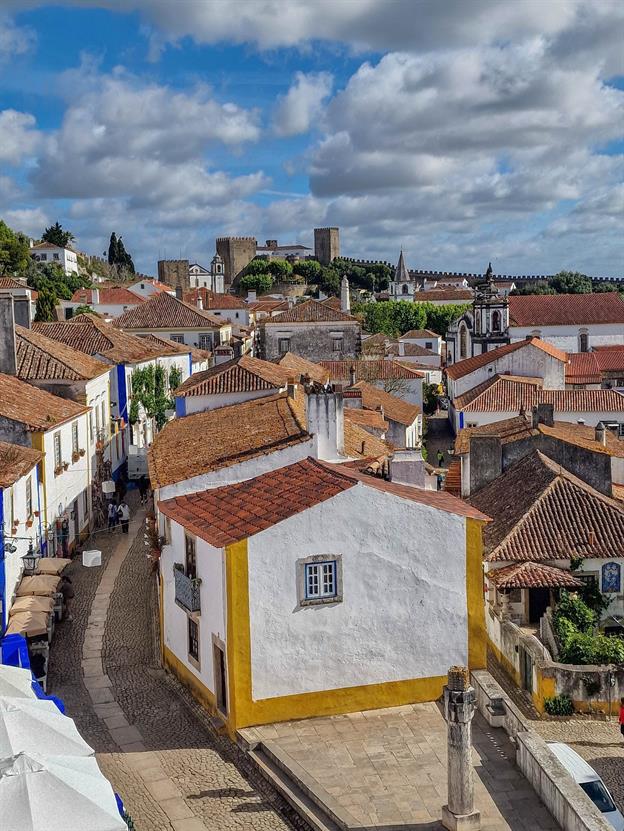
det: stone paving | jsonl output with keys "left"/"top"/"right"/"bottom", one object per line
{"left": 47, "top": 491, "right": 305, "bottom": 831}
{"left": 247, "top": 701, "right": 559, "bottom": 830}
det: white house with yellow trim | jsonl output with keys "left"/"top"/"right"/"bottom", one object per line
{"left": 158, "top": 457, "right": 489, "bottom": 737}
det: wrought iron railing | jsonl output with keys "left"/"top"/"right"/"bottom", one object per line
{"left": 174, "top": 567, "right": 201, "bottom": 613}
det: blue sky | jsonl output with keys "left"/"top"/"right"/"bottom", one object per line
{"left": 0, "top": 1, "right": 622, "bottom": 276}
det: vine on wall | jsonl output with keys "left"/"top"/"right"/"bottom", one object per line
{"left": 129, "top": 364, "right": 182, "bottom": 429}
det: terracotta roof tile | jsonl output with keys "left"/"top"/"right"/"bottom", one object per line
{"left": 487, "top": 562, "right": 583, "bottom": 589}
{"left": 277, "top": 352, "right": 330, "bottom": 385}
{"left": 248, "top": 300, "right": 289, "bottom": 314}
{"left": 265, "top": 299, "right": 358, "bottom": 323}
{"left": 0, "top": 373, "right": 89, "bottom": 431}
{"left": 15, "top": 325, "right": 110, "bottom": 382}
{"left": 343, "top": 421, "right": 390, "bottom": 459}
{"left": 113, "top": 292, "right": 225, "bottom": 329}
{"left": 344, "top": 408, "right": 388, "bottom": 431}
{"left": 454, "top": 416, "right": 535, "bottom": 455}
{"left": 321, "top": 359, "right": 424, "bottom": 381}
{"left": 565, "top": 352, "right": 601, "bottom": 384}
{"left": 0, "top": 277, "right": 29, "bottom": 289}
{"left": 401, "top": 329, "right": 439, "bottom": 339}
{"left": 446, "top": 338, "right": 567, "bottom": 380}
{"left": 175, "top": 355, "right": 289, "bottom": 397}
{"left": 389, "top": 343, "right": 438, "bottom": 358}
{"left": 136, "top": 333, "right": 211, "bottom": 363}
{"left": 509, "top": 293, "right": 624, "bottom": 326}
{"left": 413, "top": 289, "right": 473, "bottom": 301}
{"left": 443, "top": 460, "right": 462, "bottom": 496}
{"left": 182, "top": 289, "right": 248, "bottom": 310}
{"left": 148, "top": 392, "right": 309, "bottom": 489}
{"left": 0, "top": 441, "right": 42, "bottom": 487}
{"left": 455, "top": 375, "right": 624, "bottom": 413}
{"left": 469, "top": 451, "right": 624, "bottom": 562}
{"left": 71, "top": 287, "right": 144, "bottom": 306}
{"left": 350, "top": 381, "right": 421, "bottom": 426}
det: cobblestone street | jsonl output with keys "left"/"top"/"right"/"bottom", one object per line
{"left": 47, "top": 492, "right": 305, "bottom": 831}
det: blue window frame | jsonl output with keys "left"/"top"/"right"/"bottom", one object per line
{"left": 305, "top": 561, "right": 337, "bottom": 600}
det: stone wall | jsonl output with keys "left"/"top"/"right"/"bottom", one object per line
{"left": 157, "top": 260, "right": 190, "bottom": 292}
{"left": 259, "top": 322, "right": 361, "bottom": 362}
{"left": 216, "top": 237, "right": 257, "bottom": 287}
{"left": 314, "top": 227, "right": 340, "bottom": 265}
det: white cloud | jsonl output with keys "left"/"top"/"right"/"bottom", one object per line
{"left": 2, "top": 207, "right": 50, "bottom": 237}
{"left": 0, "top": 110, "right": 40, "bottom": 164}
{"left": 0, "top": 14, "right": 35, "bottom": 60}
{"left": 273, "top": 71, "right": 332, "bottom": 137}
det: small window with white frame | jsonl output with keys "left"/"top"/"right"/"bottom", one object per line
{"left": 53, "top": 432, "right": 62, "bottom": 469}
{"left": 278, "top": 337, "right": 290, "bottom": 355}
{"left": 298, "top": 555, "right": 343, "bottom": 607}
{"left": 198, "top": 333, "right": 212, "bottom": 350}
{"left": 331, "top": 336, "right": 344, "bottom": 354}
{"left": 72, "top": 421, "right": 79, "bottom": 455}
{"left": 170, "top": 335, "right": 184, "bottom": 344}
{"left": 25, "top": 477, "right": 32, "bottom": 519}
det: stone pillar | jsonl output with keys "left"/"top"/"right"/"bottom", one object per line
{"left": 441, "top": 666, "right": 481, "bottom": 831}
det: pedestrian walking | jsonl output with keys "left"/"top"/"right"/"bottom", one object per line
{"left": 60, "top": 575, "right": 75, "bottom": 622}
{"left": 138, "top": 476, "right": 149, "bottom": 506}
{"left": 436, "top": 449, "right": 445, "bottom": 468}
{"left": 107, "top": 500, "right": 118, "bottom": 530}
{"left": 117, "top": 500, "right": 130, "bottom": 534}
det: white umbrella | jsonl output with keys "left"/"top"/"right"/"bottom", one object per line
{"left": 0, "top": 666, "right": 36, "bottom": 700}
{"left": 0, "top": 752, "right": 126, "bottom": 831}
{"left": 0, "top": 698, "right": 94, "bottom": 758}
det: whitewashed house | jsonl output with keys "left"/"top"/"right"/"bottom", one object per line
{"left": 157, "top": 456, "right": 489, "bottom": 735}
{"left": 0, "top": 441, "right": 44, "bottom": 631}
{"left": 320, "top": 359, "right": 425, "bottom": 408}
{"left": 348, "top": 382, "right": 422, "bottom": 447}
{"left": 183, "top": 289, "right": 253, "bottom": 328}
{"left": 30, "top": 242, "right": 79, "bottom": 276}
{"left": 62, "top": 287, "right": 144, "bottom": 321}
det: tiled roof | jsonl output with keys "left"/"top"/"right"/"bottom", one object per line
{"left": 148, "top": 392, "right": 309, "bottom": 488}
{"left": 487, "top": 562, "right": 583, "bottom": 589}
{"left": 136, "top": 333, "right": 211, "bottom": 363}
{"left": 344, "top": 408, "right": 388, "bottom": 431}
{"left": 595, "top": 349, "right": 624, "bottom": 372}
{"left": 277, "top": 352, "right": 330, "bottom": 385}
{"left": 33, "top": 315, "right": 173, "bottom": 364}
{"left": 0, "top": 441, "right": 42, "bottom": 487}
{"left": 175, "top": 355, "right": 289, "bottom": 397}
{"left": 509, "top": 293, "right": 624, "bottom": 326}
{"left": 31, "top": 242, "right": 67, "bottom": 250}
{"left": 443, "top": 460, "right": 462, "bottom": 496}
{"left": 183, "top": 289, "right": 247, "bottom": 310}
{"left": 70, "top": 287, "right": 144, "bottom": 306}
{"left": 455, "top": 375, "right": 624, "bottom": 413}
{"left": 0, "top": 373, "right": 89, "bottom": 431}
{"left": 446, "top": 338, "right": 567, "bottom": 380}
{"left": 321, "top": 359, "right": 424, "bottom": 381}
{"left": 350, "top": 382, "right": 421, "bottom": 426}
{"left": 469, "top": 451, "right": 624, "bottom": 562}
{"left": 413, "top": 289, "right": 473, "bottom": 301}
{"left": 389, "top": 343, "right": 438, "bottom": 358}
{"left": 265, "top": 299, "right": 358, "bottom": 323}
{"left": 0, "top": 277, "right": 28, "bottom": 289}
{"left": 129, "top": 278, "right": 171, "bottom": 293}
{"left": 537, "top": 421, "right": 624, "bottom": 458}
{"left": 401, "top": 329, "right": 439, "bottom": 339}
{"left": 15, "top": 326, "right": 110, "bottom": 382}
{"left": 454, "top": 416, "right": 535, "bottom": 455}
{"left": 343, "top": 421, "right": 390, "bottom": 460}
{"left": 565, "top": 352, "right": 601, "bottom": 384}
{"left": 158, "top": 456, "right": 489, "bottom": 546}
{"left": 113, "top": 291, "right": 225, "bottom": 329}
{"left": 248, "top": 300, "right": 289, "bottom": 314}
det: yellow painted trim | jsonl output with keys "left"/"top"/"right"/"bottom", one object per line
{"left": 488, "top": 640, "right": 521, "bottom": 687}
{"left": 223, "top": 538, "right": 450, "bottom": 736}
{"left": 466, "top": 518, "right": 487, "bottom": 670}
{"left": 31, "top": 432, "right": 46, "bottom": 535}
{"left": 163, "top": 645, "right": 216, "bottom": 712}
{"left": 533, "top": 671, "right": 556, "bottom": 713}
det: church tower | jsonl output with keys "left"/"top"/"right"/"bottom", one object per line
{"left": 210, "top": 253, "right": 225, "bottom": 294}
{"left": 471, "top": 262, "right": 510, "bottom": 355}
{"left": 389, "top": 250, "right": 416, "bottom": 299}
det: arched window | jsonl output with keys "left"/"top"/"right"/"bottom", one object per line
{"left": 579, "top": 332, "right": 589, "bottom": 352}
{"left": 492, "top": 310, "right": 501, "bottom": 332}
{"left": 402, "top": 284, "right": 409, "bottom": 295}
{"left": 460, "top": 324, "right": 468, "bottom": 359}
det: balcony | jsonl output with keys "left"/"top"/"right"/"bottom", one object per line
{"left": 174, "top": 566, "right": 201, "bottom": 613}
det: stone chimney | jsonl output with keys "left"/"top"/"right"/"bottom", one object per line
{"left": 341, "top": 275, "right": 350, "bottom": 313}
{"left": 91, "top": 288, "right": 99, "bottom": 305}
{"left": 246, "top": 290, "right": 257, "bottom": 303}
{"left": 175, "top": 285, "right": 183, "bottom": 301}
{"left": 349, "top": 364, "right": 356, "bottom": 387}
{"left": 0, "top": 296, "right": 17, "bottom": 375}
{"left": 389, "top": 450, "right": 428, "bottom": 488}
{"left": 595, "top": 421, "right": 607, "bottom": 446}
{"left": 305, "top": 389, "right": 345, "bottom": 461}
{"left": 532, "top": 403, "right": 554, "bottom": 428}
{"left": 286, "top": 376, "right": 297, "bottom": 399}
{"left": 196, "top": 294, "right": 203, "bottom": 310}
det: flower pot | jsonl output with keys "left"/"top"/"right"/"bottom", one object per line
{"left": 25, "top": 519, "right": 33, "bottom": 528}
{"left": 79, "top": 449, "right": 85, "bottom": 457}
{"left": 34, "top": 510, "right": 40, "bottom": 517}
{"left": 62, "top": 462, "right": 69, "bottom": 471}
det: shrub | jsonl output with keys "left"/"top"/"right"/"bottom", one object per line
{"left": 544, "top": 695, "right": 574, "bottom": 716}
{"left": 293, "top": 260, "right": 322, "bottom": 282}
{"left": 554, "top": 592, "right": 596, "bottom": 633}
{"left": 239, "top": 273, "right": 273, "bottom": 294}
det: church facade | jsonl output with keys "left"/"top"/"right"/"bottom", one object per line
{"left": 446, "top": 265, "right": 510, "bottom": 364}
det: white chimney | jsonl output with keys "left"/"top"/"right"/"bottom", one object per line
{"left": 305, "top": 390, "right": 344, "bottom": 461}
{"left": 196, "top": 294, "right": 203, "bottom": 310}
{"left": 341, "top": 275, "right": 350, "bottom": 313}
{"left": 247, "top": 290, "right": 257, "bottom": 303}
{"left": 0, "top": 296, "right": 17, "bottom": 375}
{"left": 91, "top": 288, "right": 99, "bottom": 305}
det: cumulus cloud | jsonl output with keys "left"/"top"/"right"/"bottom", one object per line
{"left": 0, "top": 110, "right": 40, "bottom": 164}
{"left": 0, "top": 14, "right": 35, "bottom": 60}
{"left": 273, "top": 72, "right": 332, "bottom": 137}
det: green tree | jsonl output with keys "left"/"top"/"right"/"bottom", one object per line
{"left": 293, "top": 259, "right": 322, "bottom": 282}
{"left": 265, "top": 258, "right": 292, "bottom": 280}
{"left": 593, "top": 281, "right": 619, "bottom": 293}
{"left": 107, "top": 232, "right": 135, "bottom": 274}
{"left": 318, "top": 266, "right": 341, "bottom": 297}
{"left": 42, "top": 221, "right": 74, "bottom": 248}
{"left": 239, "top": 273, "right": 273, "bottom": 294}
{"left": 511, "top": 284, "right": 557, "bottom": 296}
{"left": 549, "top": 271, "right": 593, "bottom": 294}
{"left": 0, "top": 220, "right": 31, "bottom": 274}
{"left": 107, "top": 232, "right": 119, "bottom": 266}
{"left": 34, "top": 288, "right": 57, "bottom": 322}
{"left": 73, "top": 304, "right": 98, "bottom": 316}
{"left": 422, "top": 302, "right": 471, "bottom": 336}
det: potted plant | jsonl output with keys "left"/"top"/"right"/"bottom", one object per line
{"left": 62, "top": 461, "right": 69, "bottom": 471}
{"left": 34, "top": 510, "right": 40, "bottom": 517}
{"left": 25, "top": 518, "right": 33, "bottom": 528}
{"left": 72, "top": 450, "right": 80, "bottom": 463}
{"left": 79, "top": 448, "right": 86, "bottom": 457}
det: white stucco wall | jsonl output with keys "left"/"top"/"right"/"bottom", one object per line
{"left": 181, "top": 387, "right": 281, "bottom": 416}
{"left": 370, "top": 377, "right": 423, "bottom": 408}
{"left": 161, "top": 525, "right": 226, "bottom": 696}
{"left": 456, "top": 408, "right": 624, "bottom": 433}
{"left": 125, "top": 327, "right": 231, "bottom": 349}
{"left": 247, "top": 483, "right": 468, "bottom": 700}
{"left": 208, "top": 308, "right": 251, "bottom": 326}
{"left": 400, "top": 335, "right": 442, "bottom": 355}
{"left": 510, "top": 323, "right": 624, "bottom": 352}
{"left": 449, "top": 345, "right": 566, "bottom": 399}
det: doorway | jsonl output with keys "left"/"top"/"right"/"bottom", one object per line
{"left": 528, "top": 587, "right": 550, "bottom": 624}
{"left": 213, "top": 643, "right": 228, "bottom": 716}
{"left": 519, "top": 646, "right": 533, "bottom": 693}
{"left": 72, "top": 499, "right": 80, "bottom": 545}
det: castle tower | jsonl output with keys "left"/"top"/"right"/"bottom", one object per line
{"left": 215, "top": 237, "right": 257, "bottom": 288}
{"left": 210, "top": 253, "right": 225, "bottom": 294}
{"left": 157, "top": 260, "right": 190, "bottom": 292}
{"left": 314, "top": 227, "right": 340, "bottom": 266}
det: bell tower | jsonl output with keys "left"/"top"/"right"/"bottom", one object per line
{"left": 211, "top": 253, "right": 225, "bottom": 294}
{"left": 471, "top": 262, "right": 509, "bottom": 355}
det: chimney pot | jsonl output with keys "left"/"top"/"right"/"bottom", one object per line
{"left": 175, "top": 285, "right": 183, "bottom": 300}
{"left": 595, "top": 421, "right": 607, "bottom": 445}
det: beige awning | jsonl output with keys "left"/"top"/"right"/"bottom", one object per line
{"left": 5, "top": 611, "right": 50, "bottom": 638}
{"left": 16, "top": 574, "right": 61, "bottom": 597}
{"left": 10, "top": 596, "right": 55, "bottom": 616}
{"left": 36, "top": 558, "right": 71, "bottom": 576}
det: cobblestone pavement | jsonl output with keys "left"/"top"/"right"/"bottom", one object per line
{"left": 48, "top": 491, "right": 306, "bottom": 831}
{"left": 488, "top": 653, "right": 624, "bottom": 813}
{"left": 424, "top": 413, "right": 455, "bottom": 467}
{"left": 248, "top": 702, "right": 558, "bottom": 830}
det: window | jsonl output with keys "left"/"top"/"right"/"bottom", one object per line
{"left": 89, "top": 413, "right": 94, "bottom": 441}
{"left": 40, "top": 254, "right": 47, "bottom": 261}
{"left": 305, "top": 561, "right": 337, "bottom": 600}
{"left": 185, "top": 534, "right": 197, "bottom": 579}
{"left": 492, "top": 310, "right": 501, "bottom": 332}
{"left": 402, "top": 284, "right": 409, "bottom": 295}
{"left": 580, "top": 332, "right": 589, "bottom": 352}
{"left": 278, "top": 337, "right": 290, "bottom": 355}
{"left": 53, "top": 432, "right": 62, "bottom": 469}
{"left": 332, "top": 336, "right": 344, "bottom": 354}
{"left": 459, "top": 324, "right": 468, "bottom": 359}
{"left": 25, "top": 477, "right": 32, "bottom": 519}
{"left": 53, "top": 253, "right": 60, "bottom": 260}
{"left": 170, "top": 335, "right": 184, "bottom": 344}
{"left": 198, "top": 334, "right": 212, "bottom": 350}
{"left": 72, "top": 421, "right": 79, "bottom": 455}
{"left": 101, "top": 402, "right": 106, "bottom": 435}
{"left": 425, "top": 341, "right": 432, "bottom": 349}
{"left": 188, "top": 617, "right": 199, "bottom": 664}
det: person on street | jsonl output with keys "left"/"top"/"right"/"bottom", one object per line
{"left": 619, "top": 697, "right": 624, "bottom": 738}
{"left": 60, "top": 575, "right": 75, "bottom": 622}
{"left": 138, "top": 476, "right": 149, "bottom": 506}
{"left": 436, "top": 449, "right": 445, "bottom": 468}
{"left": 117, "top": 500, "right": 130, "bottom": 534}
{"left": 107, "top": 500, "right": 118, "bottom": 530}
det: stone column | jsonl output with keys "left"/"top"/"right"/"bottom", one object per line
{"left": 441, "top": 666, "right": 481, "bottom": 831}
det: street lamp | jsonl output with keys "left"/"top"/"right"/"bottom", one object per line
{"left": 21, "top": 541, "right": 40, "bottom": 575}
